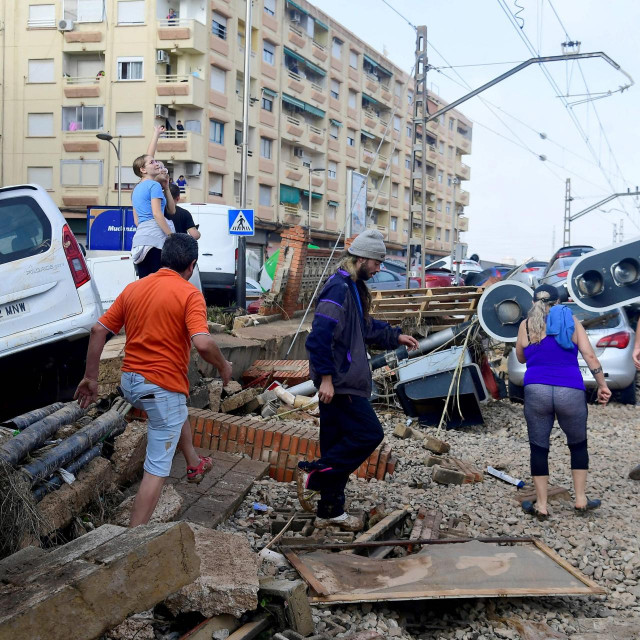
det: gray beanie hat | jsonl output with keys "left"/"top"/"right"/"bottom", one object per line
{"left": 347, "top": 229, "right": 386, "bottom": 261}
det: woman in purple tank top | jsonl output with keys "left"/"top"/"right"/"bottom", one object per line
{"left": 515, "top": 284, "right": 611, "bottom": 519}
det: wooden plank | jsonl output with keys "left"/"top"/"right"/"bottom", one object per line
{"left": 226, "top": 617, "right": 271, "bottom": 640}
{"left": 372, "top": 292, "right": 483, "bottom": 304}
{"left": 342, "top": 509, "right": 409, "bottom": 555}
{"left": 374, "top": 286, "right": 480, "bottom": 297}
{"left": 282, "top": 550, "right": 330, "bottom": 596}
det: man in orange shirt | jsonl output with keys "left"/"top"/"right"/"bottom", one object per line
{"left": 75, "top": 234, "right": 232, "bottom": 526}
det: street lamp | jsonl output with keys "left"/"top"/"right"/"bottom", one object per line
{"left": 307, "top": 164, "right": 325, "bottom": 239}
{"left": 96, "top": 132, "right": 123, "bottom": 248}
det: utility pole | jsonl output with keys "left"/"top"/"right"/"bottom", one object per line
{"left": 236, "top": 0, "right": 252, "bottom": 311}
{"left": 405, "top": 26, "right": 428, "bottom": 288}
{"left": 450, "top": 177, "right": 459, "bottom": 275}
{"left": 562, "top": 178, "right": 572, "bottom": 246}
{"left": 620, "top": 218, "right": 624, "bottom": 242}
{"left": 612, "top": 222, "right": 617, "bottom": 244}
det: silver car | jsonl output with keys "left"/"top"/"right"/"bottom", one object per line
{"left": 504, "top": 261, "right": 548, "bottom": 288}
{"left": 507, "top": 302, "right": 637, "bottom": 404}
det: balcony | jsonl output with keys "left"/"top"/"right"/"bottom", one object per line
{"left": 156, "top": 75, "right": 205, "bottom": 109}
{"left": 63, "top": 76, "right": 102, "bottom": 98}
{"left": 457, "top": 135, "right": 472, "bottom": 154}
{"left": 279, "top": 203, "right": 303, "bottom": 225}
{"left": 457, "top": 216, "right": 469, "bottom": 232}
{"left": 156, "top": 131, "right": 203, "bottom": 162}
{"left": 157, "top": 19, "right": 208, "bottom": 54}
{"left": 456, "top": 161, "right": 471, "bottom": 180}
{"left": 456, "top": 190, "right": 470, "bottom": 206}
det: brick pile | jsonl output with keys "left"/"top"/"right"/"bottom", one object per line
{"left": 129, "top": 407, "right": 396, "bottom": 483}
{"left": 242, "top": 360, "right": 310, "bottom": 386}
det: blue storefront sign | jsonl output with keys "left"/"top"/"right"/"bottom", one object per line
{"left": 87, "top": 207, "right": 136, "bottom": 251}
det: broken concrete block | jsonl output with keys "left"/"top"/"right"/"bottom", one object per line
{"left": 0, "top": 546, "right": 46, "bottom": 582}
{"left": 164, "top": 524, "right": 259, "bottom": 619}
{"left": 220, "top": 388, "right": 259, "bottom": 413}
{"left": 393, "top": 423, "right": 412, "bottom": 439}
{"left": 208, "top": 379, "right": 224, "bottom": 412}
{"left": 0, "top": 522, "right": 199, "bottom": 640}
{"left": 423, "top": 435, "right": 451, "bottom": 454}
{"left": 113, "top": 484, "right": 183, "bottom": 526}
{"left": 105, "top": 614, "right": 155, "bottom": 640}
{"left": 259, "top": 578, "right": 314, "bottom": 636}
{"left": 188, "top": 384, "right": 211, "bottom": 409}
{"left": 431, "top": 465, "right": 466, "bottom": 485}
{"left": 425, "top": 455, "right": 442, "bottom": 467}
{"left": 111, "top": 420, "right": 147, "bottom": 485}
{"left": 207, "top": 321, "right": 226, "bottom": 334}
{"left": 223, "top": 381, "right": 243, "bottom": 396}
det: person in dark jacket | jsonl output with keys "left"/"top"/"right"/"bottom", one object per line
{"left": 298, "top": 229, "right": 419, "bottom": 531}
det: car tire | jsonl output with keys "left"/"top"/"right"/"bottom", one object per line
{"left": 508, "top": 381, "right": 525, "bottom": 404}
{"left": 616, "top": 377, "right": 637, "bottom": 405}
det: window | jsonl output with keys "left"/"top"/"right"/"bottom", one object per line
{"left": 449, "top": 117, "right": 455, "bottom": 131}
{"left": 264, "top": 0, "right": 276, "bottom": 16}
{"left": 404, "top": 157, "right": 411, "bottom": 170}
{"left": 115, "top": 111, "right": 142, "bottom": 136}
{"left": 27, "top": 167, "right": 53, "bottom": 190}
{"left": 390, "top": 216, "right": 398, "bottom": 231}
{"left": 27, "top": 113, "right": 53, "bottom": 136}
{"left": 445, "top": 229, "right": 450, "bottom": 242}
{"left": 436, "top": 228, "right": 441, "bottom": 241}
{"left": 447, "top": 174, "right": 452, "bottom": 187}
{"left": 349, "top": 50, "right": 358, "bottom": 69}
{"left": 117, "top": 0, "right": 144, "bottom": 24}
{"left": 328, "top": 160, "right": 337, "bottom": 179}
{"left": 210, "top": 66, "right": 226, "bottom": 93}
{"left": 437, "top": 171, "right": 443, "bottom": 184}
{"left": 392, "top": 150, "right": 399, "bottom": 165}
{"left": 408, "top": 91, "right": 413, "bottom": 106}
{"left": 209, "top": 119, "right": 224, "bottom": 144}
{"left": 114, "top": 165, "right": 138, "bottom": 190}
{"left": 212, "top": 12, "right": 227, "bottom": 39}
{"left": 62, "top": 106, "right": 103, "bottom": 131}
{"left": 209, "top": 173, "right": 223, "bottom": 196}
{"left": 330, "top": 79, "right": 340, "bottom": 100}
{"left": 260, "top": 137, "right": 272, "bottom": 159}
{"left": 259, "top": 184, "right": 272, "bottom": 206}
{"left": 263, "top": 41, "right": 275, "bottom": 65}
{"left": 448, "top": 145, "right": 454, "bottom": 159}
{"left": 63, "top": 0, "right": 104, "bottom": 23}
{"left": 0, "top": 197, "right": 51, "bottom": 266}
{"left": 234, "top": 128, "right": 243, "bottom": 146}
{"left": 348, "top": 89, "right": 357, "bottom": 109}
{"left": 394, "top": 81, "right": 402, "bottom": 98}
{"left": 28, "top": 4, "right": 55, "bottom": 28}
{"left": 404, "top": 187, "right": 410, "bottom": 203}
{"left": 117, "top": 57, "right": 143, "bottom": 81}
{"left": 438, "top": 140, "right": 444, "bottom": 154}
{"left": 327, "top": 203, "right": 337, "bottom": 221}
{"left": 329, "top": 123, "right": 339, "bottom": 140}
{"left": 445, "top": 203, "right": 451, "bottom": 215}
{"left": 261, "top": 95, "right": 273, "bottom": 111}
{"left": 60, "top": 159, "right": 102, "bottom": 186}
{"left": 437, "top": 199, "right": 443, "bottom": 212}
{"left": 28, "top": 59, "right": 54, "bottom": 83}
{"left": 391, "top": 183, "right": 398, "bottom": 198}
{"left": 331, "top": 37, "right": 342, "bottom": 59}
{"left": 406, "top": 124, "right": 412, "bottom": 138}
{"left": 347, "top": 128, "right": 355, "bottom": 146}
{"left": 393, "top": 115, "right": 401, "bottom": 131}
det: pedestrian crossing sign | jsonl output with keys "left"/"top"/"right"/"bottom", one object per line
{"left": 228, "top": 209, "right": 255, "bottom": 236}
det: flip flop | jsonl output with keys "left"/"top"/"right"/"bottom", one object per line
{"left": 575, "top": 498, "right": 601, "bottom": 513}
{"left": 522, "top": 500, "right": 549, "bottom": 520}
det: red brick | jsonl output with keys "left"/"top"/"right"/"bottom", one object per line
{"left": 192, "top": 432, "right": 203, "bottom": 448}
{"left": 376, "top": 445, "right": 391, "bottom": 480}
{"left": 237, "top": 424, "right": 247, "bottom": 445}
{"left": 218, "top": 422, "right": 229, "bottom": 451}
{"left": 386, "top": 456, "right": 397, "bottom": 475}
{"left": 275, "top": 451, "right": 288, "bottom": 482}
{"left": 246, "top": 425, "right": 256, "bottom": 444}
{"left": 263, "top": 426, "right": 274, "bottom": 448}
{"left": 200, "top": 431, "right": 212, "bottom": 450}
{"left": 195, "top": 417, "right": 205, "bottom": 434}
{"left": 271, "top": 429, "right": 283, "bottom": 453}
{"left": 288, "top": 435, "right": 300, "bottom": 456}
{"left": 210, "top": 435, "right": 220, "bottom": 451}
{"left": 283, "top": 469, "right": 294, "bottom": 483}
{"left": 298, "top": 437, "right": 309, "bottom": 455}
{"left": 252, "top": 428, "right": 265, "bottom": 460}
{"left": 306, "top": 440, "right": 317, "bottom": 461}
{"left": 204, "top": 417, "right": 214, "bottom": 437}
{"left": 228, "top": 422, "right": 239, "bottom": 442}
{"left": 280, "top": 430, "right": 292, "bottom": 452}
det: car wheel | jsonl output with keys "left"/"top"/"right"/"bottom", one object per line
{"left": 508, "top": 381, "right": 524, "bottom": 404}
{"left": 616, "top": 377, "right": 637, "bottom": 405}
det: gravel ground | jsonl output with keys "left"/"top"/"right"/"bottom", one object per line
{"left": 219, "top": 398, "right": 640, "bottom": 639}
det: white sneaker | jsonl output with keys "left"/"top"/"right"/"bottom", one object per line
{"left": 314, "top": 512, "right": 364, "bottom": 532}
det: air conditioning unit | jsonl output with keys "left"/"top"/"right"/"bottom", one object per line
{"left": 185, "top": 163, "right": 202, "bottom": 177}
{"left": 154, "top": 104, "right": 170, "bottom": 118}
{"left": 58, "top": 19, "right": 74, "bottom": 31}
{"left": 293, "top": 147, "right": 304, "bottom": 158}
{"left": 156, "top": 50, "right": 170, "bottom": 64}
{"left": 290, "top": 10, "right": 301, "bottom": 22}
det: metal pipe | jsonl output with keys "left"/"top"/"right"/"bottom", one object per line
{"left": 1, "top": 402, "right": 65, "bottom": 431}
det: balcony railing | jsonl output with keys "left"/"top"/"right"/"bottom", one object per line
{"left": 157, "top": 18, "right": 204, "bottom": 28}
{"left": 157, "top": 74, "right": 191, "bottom": 83}
{"left": 64, "top": 76, "right": 101, "bottom": 85}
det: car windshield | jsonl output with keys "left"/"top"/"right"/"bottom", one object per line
{"left": 546, "top": 256, "right": 579, "bottom": 274}
{"left": 566, "top": 303, "right": 621, "bottom": 330}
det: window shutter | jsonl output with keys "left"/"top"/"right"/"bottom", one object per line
{"left": 28, "top": 59, "right": 54, "bottom": 83}
{"left": 28, "top": 113, "right": 54, "bottom": 136}
{"left": 115, "top": 112, "right": 143, "bottom": 136}
{"left": 117, "top": 1, "right": 145, "bottom": 24}
{"left": 27, "top": 167, "right": 53, "bottom": 190}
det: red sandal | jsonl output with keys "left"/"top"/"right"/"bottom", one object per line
{"left": 187, "top": 456, "right": 212, "bottom": 483}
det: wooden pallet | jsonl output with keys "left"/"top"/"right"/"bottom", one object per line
{"left": 370, "top": 286, "right": 482, "bottom": 328}
{"left": 241, "top": 359, "right": 310, "bottom": 385}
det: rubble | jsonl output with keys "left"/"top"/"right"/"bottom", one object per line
{"left": 259, "top": 578, "right": 315, "bottom": 636}
{"left": 220, "top": 387, "right": 260, "bottom": 413}
{"left": 110, "top": 419, "right": 147, "bottom": 485}
{"left": 113, "top": 484, "right": 183, "bottom": 526}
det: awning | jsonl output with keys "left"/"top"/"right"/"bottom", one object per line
{"left": 328, "top": 200, "right": 340, "bottom": 206}
{"left": 363, "top": 53, "right": 393, "bottom": 77}
{"left": 282, "top": 93, "right": 305, "bottom": 110}
{"left": 280, "top": 184, "right": 301, "bottom": 204}
{"left": 262, "top": 87, "right": 278, "bottom": 97}
{"left": 286, "top": 0, "right": 308, "bottom": 16}
{"left": 330, "top": 119, "right": 343, "bottom": 127}
{"left": 304, "top": 102, "right": 325, "bottom": 118}
{"left": 303, "top": 190, "right": 323, "bottom": 199}
{"left": 360, "top": 129, "right": 376, "bottom": 139}
{"left": 314, "top": 17, "right": 329, "bottom": 30}
{"left": 362, "top": 92, "right": 380, "bottom": 106}
{"left": 284, "top": 47, "right": 326, "bottom": 76}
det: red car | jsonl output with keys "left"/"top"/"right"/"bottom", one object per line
{"left": 411, "top": 268, "right": 464, "bottom": 288}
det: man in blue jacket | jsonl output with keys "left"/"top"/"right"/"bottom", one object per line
{"left": 299, "top": 229, "right": 419, "bottom": 530}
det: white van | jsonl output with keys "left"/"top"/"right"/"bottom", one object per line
{"left": 179, "top": 203, "right": 238, "bottom": 300}
{"left": 0, "top": 184, "right": 103, "bottom": 416}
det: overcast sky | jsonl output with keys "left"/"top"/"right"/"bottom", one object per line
{"left": 313, "top": 0, "right": 640, "bottom": 263}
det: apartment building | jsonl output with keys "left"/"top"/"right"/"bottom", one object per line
{"left": 0, "top": 0, "right": 471, "bottom": 261}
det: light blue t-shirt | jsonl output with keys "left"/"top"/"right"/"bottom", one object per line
{"left": 132, "top": 180, "right": 166, "bottom": 223}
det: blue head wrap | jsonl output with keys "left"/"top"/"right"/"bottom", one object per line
{"left": 546, "top": 304, "right": 575, "bottom": 350}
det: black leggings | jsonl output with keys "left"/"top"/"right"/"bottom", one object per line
{"left": 524, "top": 384, "right": 589, "bottom": 476}
{"left": 135, "top": 247, "right": 162, "bottom": 278}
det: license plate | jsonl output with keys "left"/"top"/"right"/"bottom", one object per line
{"left": 0, "top": 301, "right": 30, "bottom": 321}
{"left": 580, "top": 366, "right": 593, "bottom": 379}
